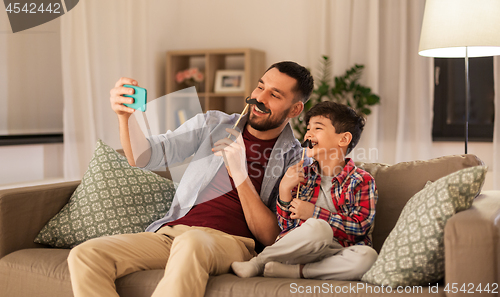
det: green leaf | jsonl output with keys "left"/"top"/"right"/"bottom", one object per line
{"left": 290, "top": 59, "right": 380, "bottom": 138}
{"left": 361, "top": 108, "right": 371, "bottom": 115}
{"left": 317, "top": 83, "right": 329, "bottom": 95}
{"left": 367, "top": 94, "right": 380, "bottom": 105}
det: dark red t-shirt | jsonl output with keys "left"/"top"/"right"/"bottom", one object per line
{"left": 166, "top": 127, "right": 277, "bottom": 239}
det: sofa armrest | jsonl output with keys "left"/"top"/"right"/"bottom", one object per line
{"left": 0, "top": 181, "right": 80, "bottom": 259}
{"left": 444, "top": 190, "right": 500, "bottom": 297}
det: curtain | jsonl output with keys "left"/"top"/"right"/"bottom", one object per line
{"left": 61, "top": 1, "right": 172, "bottom": 179}
{"left": 306, "top": 0, "right": 432, "bottom": 164}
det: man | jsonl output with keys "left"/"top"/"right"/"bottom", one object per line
{"left": 67, "top": 61, "right": 314, "bottom": 297}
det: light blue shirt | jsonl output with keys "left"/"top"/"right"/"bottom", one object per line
{"left": 142, "top": 110, "right": 305, "bottom": 232}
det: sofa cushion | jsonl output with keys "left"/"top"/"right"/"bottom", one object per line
{"left": 34, "top": 139, "right": 176, "bottom": 248}
{"left": 361, "top": 165, "right": 487, "bottom": 287}
{"left": 356, "top": 154, "right": 483, "bottom": 252}
{"left": 0, "top": 249, "right": 447, "bottom": 297}
{"left": 0, "top": 248, "right": 163, "bottom": 297}
{"left": 0, "top": 249, "right": 73, "bottom": 297}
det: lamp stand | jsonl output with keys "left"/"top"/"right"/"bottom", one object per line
{"left": 464, "top": 46, "right": 470, "bottom": 154}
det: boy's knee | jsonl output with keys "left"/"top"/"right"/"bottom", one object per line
{"left": 302, "top": 218, "right": 333, "bottom": 241}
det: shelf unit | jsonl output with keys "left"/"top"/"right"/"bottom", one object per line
{"left": 166, "top": 48, "right": 266, "bottom": 114}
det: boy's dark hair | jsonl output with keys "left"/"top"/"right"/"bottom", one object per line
{"left": 304, "top": 101, "right": 366, "bottom": 155}
{"left": 266, "top": 61, "right": 314, "bottom": 103}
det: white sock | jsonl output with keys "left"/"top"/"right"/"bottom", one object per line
{"left": 263, "top": 262, "right": 301, "bottom": 279}
{"left": 231, "top": 257, "right": 263, "bottom": 278}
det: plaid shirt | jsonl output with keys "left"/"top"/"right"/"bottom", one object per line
{"left": 276, "top": 158, "right": 377, "bottom": 247}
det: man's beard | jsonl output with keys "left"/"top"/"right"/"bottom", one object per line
{"left": 248, "top": 106, "right": 291, "bottom": 131}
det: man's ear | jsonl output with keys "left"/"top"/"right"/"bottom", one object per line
{"left": 288, "top": 101, "right": 304, "bottom": 118}
{"left": 339, "top": 132, "right": 353, "bottom": 148}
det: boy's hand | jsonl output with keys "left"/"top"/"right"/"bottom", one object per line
{"left": 110, "top": 77, "right": 139, "bottom": 119}
{"left": 212, "top": 128, "right": 248, "bottom": 187}
{"left": 289, "top": 198, "right": 315, "bottom": 220}
{"left": 279, "top": 160, "right": 305, "bottom": 195}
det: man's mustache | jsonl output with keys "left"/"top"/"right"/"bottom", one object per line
{"left": 245, "top": 97, "right": 271, "bottom": 114}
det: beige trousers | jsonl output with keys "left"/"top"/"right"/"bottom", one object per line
{"left": 67, "top": 225, "right": 255, "bottom": 297}
{"left": 255, "top": 218, "right": 378, "bottom": 280}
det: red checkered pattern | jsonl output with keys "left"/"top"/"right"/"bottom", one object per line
{"left": 276, "top": 158, "right": 377, "bottom": 247}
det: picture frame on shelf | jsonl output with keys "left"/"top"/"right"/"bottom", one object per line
{"left": 214, "top": 70, "right": 245, "bottom": 93}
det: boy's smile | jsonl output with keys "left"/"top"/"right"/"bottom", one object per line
{"left": 305, "top": 116, "right": 340, "bottom": 159}
{"left": 304, "top": 115, "right": 350, "bottom": 176}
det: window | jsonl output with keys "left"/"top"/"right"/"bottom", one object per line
{"left": 432, "top": 57, "right": 495, "bottom": 142}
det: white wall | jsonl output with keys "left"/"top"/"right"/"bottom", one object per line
{"left": 0, "top": 8, "right": 64, "bottom": 187}
{"left": 150, "top": 0, "right": 495, "bottom": 189}
{"left": 0, "top": 0, "right": 495, "bottom": 188}
{"left": 0, "top": 9, "right": 63, "bottom": 135}
{"left": 0, "top": 143, "right": 65, "bottom": 189}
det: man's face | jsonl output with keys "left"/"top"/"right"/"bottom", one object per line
{"left": 247, "top": 68, "right": 298, "bottom": 132}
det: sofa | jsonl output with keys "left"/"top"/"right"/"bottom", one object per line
{"left": 0, "top": 154, "right": 499, "bottom": 297}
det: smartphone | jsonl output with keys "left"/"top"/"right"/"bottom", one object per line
{"left": 123, "top": 84, "right": 147, "bottom": 112}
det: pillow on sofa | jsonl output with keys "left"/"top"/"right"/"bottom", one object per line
{"left": 356, "top": 154, "right": 484, "bottom": 252}
{"left": 361, "top": 165, "right": 486, "bottom": 287}
{"left": 35, "top": 139, "right": 176, "bottom": 248}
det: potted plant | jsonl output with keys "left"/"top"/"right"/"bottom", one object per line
{"left": 292, "top": 56, "right": 380, "bottom": 140}
{"left": 176, "top": 67, "right": 205, "bottom": 92}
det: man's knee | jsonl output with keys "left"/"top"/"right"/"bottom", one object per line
{"left": 68, "top": 237, "right": 108, "bottom": 273}
{"left": 170, "top": 230, "right": 214, "bottom": 267}
{"left": 171, "top": 230, "right": 210, "bottom": 255}
{"left": 173, "top": 230, "right": 209, "bottom": 247}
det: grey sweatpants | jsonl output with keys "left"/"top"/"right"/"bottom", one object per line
{"left": 255, "top": 218, "right": 378, "bottom": 280}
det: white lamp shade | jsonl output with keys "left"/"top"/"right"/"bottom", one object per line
{"left": 419, "top": 0, "right": 500, "bottom": 58}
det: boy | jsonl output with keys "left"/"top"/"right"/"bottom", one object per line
{"left": 231, "top": 101, "right": 378, "bottom": 280}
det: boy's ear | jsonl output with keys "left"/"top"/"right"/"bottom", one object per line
{"left": 288, "top": 101, "right": 304, "bottom": 118}
{"left": 338, "top": 132, "right": 353, "bottom": 148}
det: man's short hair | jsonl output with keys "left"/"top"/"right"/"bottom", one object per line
{"left": 266, "top": 61, "right": 314, "bottom": 103}
{"left": 304, "top": 101, "right": 366, "bottom": 155}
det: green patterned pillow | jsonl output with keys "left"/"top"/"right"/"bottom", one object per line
{"left": 35, "top": 139, "right": 176, "bottom": 248}
{"left": 361, "top": 165, "right": 486, "bottom": 287}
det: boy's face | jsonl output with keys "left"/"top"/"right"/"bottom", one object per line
{"left": 304, "top": 115, "right": 350, "bottom": 161}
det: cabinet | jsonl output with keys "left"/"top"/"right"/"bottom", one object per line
{"left": 166, "top": 48, "right": 266, "bottom": 114}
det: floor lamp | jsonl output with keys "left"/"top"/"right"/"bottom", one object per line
{"left": 418, "top": 0, "right": 500, "bottom": 154}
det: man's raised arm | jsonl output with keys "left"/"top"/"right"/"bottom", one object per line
{"left": 109, "top": 77, "right": 151, "bottom": 167}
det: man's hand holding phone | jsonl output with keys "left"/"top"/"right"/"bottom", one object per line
{"left": 109, "top": 77, "right": 150, "bottom": 168}
{"left": 110, "top": 77, "right": 141, "bottom": 119}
